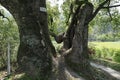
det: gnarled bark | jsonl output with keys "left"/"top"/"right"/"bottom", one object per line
{"left": 17, "top": 0, "right": 56, "bottom": 79}
{"left": 52, "top": 2, "right": 95, "bottom": 80}
{"left": 0, "top": 0, "right": 55, "bottom": 79}
{"left": 64, "top": 2, "right": 95, "bottom": 80}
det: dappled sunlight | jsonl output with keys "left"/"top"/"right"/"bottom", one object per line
{"left": 0, "top": 5, "right": 20, "bottom": 80}
{"left": 0, "top": 71, "right": 7, "bottom": 80}
{"left": 14, "top": 73, "right": 26, "bottom": 80}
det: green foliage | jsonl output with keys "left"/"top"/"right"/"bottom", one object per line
{"left": 47, "top": 0, "right": 120, "bottom": 42}
{"left": 47, "top": 1, "right": 64, "bottom": 34}
{"left": 113, "top": 50, "right": 120, "bottom": 63}
{"left": 62, "top": 0, "right": 72, "bottom": 22}
{"left": 89, "top": 6, "right": 120, "bottom": 41}
{"left": 0, "top": 6, "right": 19, "bottom": 69}
{"left": 93, "top": 48, "right": 113, "bottom": 59}
{"left": 52, "top": 41, "right": 62, "bottom": 52}
{"left": 89, "top": 42, "right": 120, "bottom": 63}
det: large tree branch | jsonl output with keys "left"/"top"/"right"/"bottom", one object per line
{"left": 90, "top": 0, "right": 110, "bottom": 20}
{"left": 91, "top": 0, "right": 120, "bottom": 21}
{"left": 0, "top": 0, "right": 18, "bottom": 10}
{"left": 0, "top": 0, "right": 21, "bottom": 26}
{"left": 0, "top": 11, "right": 9, "bottom": 20}
{"left": 107, "top": 0, "right": 112, "bottom": 20}
{"left": 102, "top": 4, "right": 120, "bottom": 8}
{"left": 62, "top": 48, "right": 72, "bottom": 56}
{"left": 0, "top": 0, "right": 19, "bottom": 17}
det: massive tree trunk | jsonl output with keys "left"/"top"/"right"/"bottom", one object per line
{"left": 0, "top": 0, "right": 56, "bottom": 79}
{"left": 64, "top": 2, "right": 95, "bottom": 80}
{"left": 17, "top": 0, "right": 52, "bottom": 78}
{"left": 54, "top": 2, "right": 96, "bottom": 80}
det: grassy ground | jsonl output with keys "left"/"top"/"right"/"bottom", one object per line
{"left": 90, "top": 41, "right": 120, "bottom": 72}
{"left": 92, "top": 58, "right": 120, "bottom": 72}
{"left": 89, "top": 41, "right": 120, "bottom": 60}
{"left": 89, "top": 42, "right": 120, "bottom": 49}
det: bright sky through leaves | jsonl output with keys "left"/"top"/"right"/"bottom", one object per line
{"left": 47, "top": 0, "right": 120, "bottom": 12}
{"left": 47, "top": 0, "right": 63, "bottom": 11}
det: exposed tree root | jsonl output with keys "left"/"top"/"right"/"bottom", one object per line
{"left": 51, "top": 55, "right": 85, "bottom": 80}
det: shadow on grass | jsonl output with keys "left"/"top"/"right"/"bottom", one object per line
{"left": 92, "top": 58, "right": 120, "bottom": 72}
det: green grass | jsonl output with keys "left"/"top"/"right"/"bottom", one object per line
{"left": 89, "top": 42, "right": 120, "bottom": 63}
{"left": 89, "top": 42, "right": 120, "bottom": 49}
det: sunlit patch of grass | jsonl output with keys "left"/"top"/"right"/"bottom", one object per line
{"left": 89, "top": 42, "right": 120, "bottom": 63}
{"left": 89, "top": 42, "right": 120, "bottom": 49}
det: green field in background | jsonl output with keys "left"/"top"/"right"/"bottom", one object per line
{"left": 89, "top": 42, "right": 120, "bottom": 49}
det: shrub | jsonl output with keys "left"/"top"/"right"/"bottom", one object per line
{"left": 89, "top": 42, "right": 120, "bottom": 63}
{"left": 93, "top": 48, "right": 110, "bottom": 59}
{"left": 91, "top": 47, "right": 120, "bottom": 63}
{"left": 113, "top": 50, "right": 120, "bottom": 63}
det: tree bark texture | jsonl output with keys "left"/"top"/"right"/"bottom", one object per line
{"left": 0, "top": 0, "right": 56, "bottom": 79}
{"left": 59, "top": 2, "right": 95, "bottom": 80}
{"left": 17, "top": 0, "right": 56, "bottom": 79}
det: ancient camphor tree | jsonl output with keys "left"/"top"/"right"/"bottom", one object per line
{"left": 0, "top": 0, "right": 55, "bottom": 79}
{"left": 51, "top": 0, "right": 120, "bottom": 79}
{"left": 0, "top": 0, "right": 120, "bottom": 80}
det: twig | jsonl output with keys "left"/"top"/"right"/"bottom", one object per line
{"left": 102, "top": 4, "right": 120, "bottom": 8}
